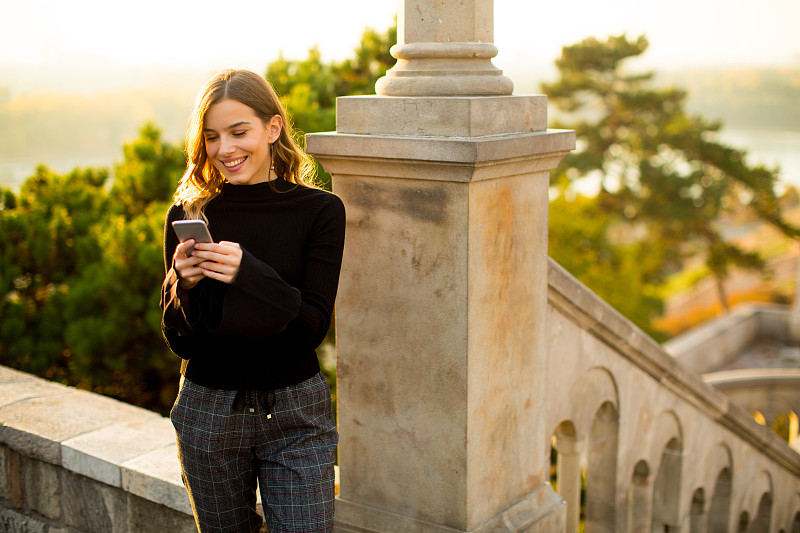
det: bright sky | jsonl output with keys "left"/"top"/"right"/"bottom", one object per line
{"left": 1, "top": 0, "right": 798, "bottom": 93}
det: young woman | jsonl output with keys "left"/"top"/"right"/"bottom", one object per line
{"left": 160, "top": 69, "right": 344, "bottom": 533}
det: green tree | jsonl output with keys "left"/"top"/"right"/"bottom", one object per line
{"left": 544, "top": 35, "right": 799, "bottom": 313}
{"left": 0, "top": 125, "right": 183, "bottom": 413}
{"left": 267, "top": 47, "right": 338, "bottom": 138}
{"left": 109, "top": 121, "right": 185, "bottom": 217}
{"left": 267, "top": 24, "right": 397, "bottom": 134}
{"left": 549, "top": 194, "right": 666, "bottom": 339}
{"left": 266, "top": 23, "right": 397, "bottom": 190}
{"left": 0, "top": 166, "right": 108, "bottom": 374}
{"left": 62, "top": 201, "right": 177, "bottom": 411}
{"left": 332, "top": 24, "right": 398, "bottom": 97}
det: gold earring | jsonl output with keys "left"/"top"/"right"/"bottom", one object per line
{"left": 269, "top": 143, "right": 275, "bottom": 172}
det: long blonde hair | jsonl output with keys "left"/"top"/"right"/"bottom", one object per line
{"left": 174, "top": 69, "right": 317, "bottom": 219}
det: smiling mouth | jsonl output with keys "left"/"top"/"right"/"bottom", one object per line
{"left": 223, "top": 157, "right": 247, "bottom": 168}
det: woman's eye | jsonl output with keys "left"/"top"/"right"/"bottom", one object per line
{"left": 232, "top": 131, "right": 246, "bottom": 137}
{"left": 204, "top": 135, "right": 218, "bottom": 142}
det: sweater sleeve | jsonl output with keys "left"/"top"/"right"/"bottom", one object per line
{"left": 160, "top": 205, "right": 210, "bottom": 358}
{"left": 280, "top": 194, "right": 346, "bottom": 349}
{"left": 210, "top": 248, "right": 302, "bottom": 339}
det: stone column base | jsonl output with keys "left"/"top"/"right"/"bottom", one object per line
{"left": 333, "top": 484, "right": 565, "bottom": 533}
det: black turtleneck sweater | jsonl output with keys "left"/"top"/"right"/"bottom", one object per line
{"left": 160, "top": 178, "right": 345, "bottom": 391}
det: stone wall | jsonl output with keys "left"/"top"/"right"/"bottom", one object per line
{"left": 0, "top": 365, "right": 197, "bottom": 532}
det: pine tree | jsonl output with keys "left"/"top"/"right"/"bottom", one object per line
{"left": 544, "top": 35, "right": 798, "bottom": 312}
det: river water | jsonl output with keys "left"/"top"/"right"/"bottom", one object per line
{"left": 718, "top": 129, "right": 800, "bottom": 188}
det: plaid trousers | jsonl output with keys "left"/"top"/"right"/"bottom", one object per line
{"left": 170, "top": 372, "right": 338, "bottom": 533}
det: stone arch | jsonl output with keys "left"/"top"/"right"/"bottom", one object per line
{"left": 549, "top": 366, "right": 619, "bottom": 443}
{"left": 771, "top": 410, "right": 799, "bottom": 444}
{"left": 752, "top": 470, "right": 774, "bottom": 507}
{"left": 646, "top": 410, "right": 683, "bottom": 469}
{"left": 627, "top": 460, "right": 651, "bottom": 533}
{"left": 652, "top": 436, "right": 682, "bottom": 532}
{"left": 689, "top": 488, "right": 706, "bottom": 533}
{"left": 585, "top": 401, "right": 618, "bottom": 533}
{"left": 547, "top": 367, "right": 620, "bottom": 533}
{"left": 704, "top": 442, "right": 733, "bottom": 492}
{"left": 758, "top": 397, "right": 797, "bottom": 427}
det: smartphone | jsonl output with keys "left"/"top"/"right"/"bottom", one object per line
{"left": 172, "top": 220, "right": 213, "bottom": 256}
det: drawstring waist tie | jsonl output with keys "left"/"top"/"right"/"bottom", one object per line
{"left": 232, "top": 389, "right": 276, "bottom": 419}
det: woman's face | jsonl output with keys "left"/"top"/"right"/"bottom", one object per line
{"left": 203, "top": 98, "right": 282, "bottom": 186}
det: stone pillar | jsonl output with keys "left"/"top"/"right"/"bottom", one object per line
{"left": 306, "top": 0, "right": 574, "bottom": 531}
{"left": 554, "top": 433, "right": 584, "bottom": 533}
{"left": 652, "top": 444, "right": 681, "bottom": 530}
{"left": 586, "top": 406, "right": 618, "bottom": 533}
{"left": 627, "top": 461, "right": 652, "bottom": 533}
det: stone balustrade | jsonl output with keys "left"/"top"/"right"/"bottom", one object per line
{"left": 547, "top": 260, "right": 800, "bottom": 532}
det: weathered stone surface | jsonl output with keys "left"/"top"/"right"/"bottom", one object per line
{"left": 62, "top": 468, "right": 128, "bottom": 533}
{"left": 7, "top": 448, "right": 23, "bottom": 508}
{"left": 376, "top": 2, "right": 513, "bottom": 96}
{"left": 0, "top": 368, "right": 75, "bottom": 428}
{"left": 21, "top": 455, "right": 61, "bottom": 520}
{"left": 665, "top": 305, "right": 764, "bottom": 373}
{"left": 0, "top": 387, "right": 161, "bottom": 464}
{"left": 306, "top": 130, "right": 576, "bottom": 181}
{"left": 336, "top": 95, "right": 547, "bottom": 137}
{"left": 0, "top": 366, "right": 35, "bottom": 383}
{"left": 127, "top": 494, "right": 196, "bottom": 532}
{"left": 0, "top": 507, "right": 47, "bottom": 533}
{"left": 0, "top": 445, "right": 9, "bottom": 500}
{"left": 121, "top": 444, "right": 191, "bottom": 515}
{"left": 311, "top": 129, "right": 567, "bottom": 531}
{"left": 62, "top": 419, "right": 175, "bottom": 488}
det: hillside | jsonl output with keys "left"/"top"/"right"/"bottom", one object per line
{"left": 655, "top": 67, "right": 800, "bottom": 131}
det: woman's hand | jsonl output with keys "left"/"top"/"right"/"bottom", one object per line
{"left": 173, "top": 239, "right": 207, "bottom": 289}
{"left": 192, "top": 241, "right": 243, "bottom": 285}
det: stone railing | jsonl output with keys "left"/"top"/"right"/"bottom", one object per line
{"left": 704, "top": 368, "right": 800, "bottom": 436}
{"left": 664, "top": 304, "right": 792, "bottom": 375}
{"left": 0, "top": 365, "right": 197, "bottom": 532}
{"left": 665, "top": 303, "right": 800, "bottom": 448}
{"left": 546, "top": 260, "right": 800, "bottom": 532}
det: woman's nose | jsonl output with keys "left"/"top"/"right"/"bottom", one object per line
{"left": 220, "top": 135, "right": 236, "bottom": 154}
